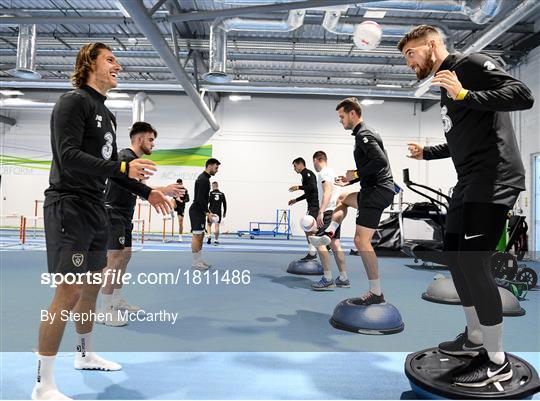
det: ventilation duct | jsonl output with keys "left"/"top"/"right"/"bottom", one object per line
{"left": 8, "top": 24, "right": 41, "bottom": 80}
{"left": 357, "top": 0, "right": 502, "bottom": 25}
{"left": 203, "top": 9, "right": 305, "bottom": 83}
{"left": 203, "top": 24, "right": 230, "bottom": 84}
{"left": 132, "top": 92, "right": 155, "bottom": 124}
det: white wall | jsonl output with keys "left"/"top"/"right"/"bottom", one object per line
{"left": 510, "top": 44, "right": 540, "bottom": 258}
{"left": 1, "top": 93, "right": 457, "bottom": 238}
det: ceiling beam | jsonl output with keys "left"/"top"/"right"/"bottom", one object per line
{"left": 0, "top": 79, "right": 439, "bottom": 99}
{"left": 0, "top": 114, "right": 16, "bottom": 126}
{"left": 421, "top": 99, "right": 438, "bottom": 112}
{"left": 117, "top": 0, "right": 219, "bottom": 131}
{"left": 167, "top": 0, "right": 359, "bottom": 23}
{"left": 149, "top": 0, "right": 169, "bottom": 16}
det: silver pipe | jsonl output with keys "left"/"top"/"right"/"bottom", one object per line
{"left": 221, "top": 9, "right": 305, "bottom": 32}
{"left": 462, "top": 0, "right": 540, "bottom": 54}
{"left": 203, "top": 24, "right": 231, "bottom": 84}
{"left": 132, "top": 92, "right": 155, "bottom": 124}
{"left": 118, "top": 0, "right": 219, "bottom": 131}
{"left": 204, "top": 9, "right": 305, "bottom": 83}
{"left": 357, "top": 0, "right": 502, "bottom": 24}
{"left": 8, "top": 25, "right": 41, "bottom": 80}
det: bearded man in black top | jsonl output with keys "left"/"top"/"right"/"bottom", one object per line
{"left": 399, "top": 25, "right": 534, "bottom": 388}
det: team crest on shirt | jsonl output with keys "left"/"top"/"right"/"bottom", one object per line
{"left": 484, "top": 60, "right": 496, "bottom": 71}
{"left": 119, "top": 236, "right": 125, "bottom": 245}
{"left": 441, "top": 105, "right": 453, "bottom": 133}
{"left": 95, "top": 114, "right": 103, "bottom": 128}
{"left": 363, "top": 137, "right": 369, "bottom": 144}
{"left": 101, "top": 132, "right": 113, "bottom": 160}
{"left": 72, "top": 253, "right": 84, "bottom": 268}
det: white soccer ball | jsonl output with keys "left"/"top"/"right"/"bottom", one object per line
{"left": 353, "top": 21, "right": 382, "bottom": 50}
{"left": 300, "top": 215, "right": 317, "bottom": 232}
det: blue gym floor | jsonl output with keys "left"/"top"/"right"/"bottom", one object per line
{"left": 1, "top": 233, "right": 539, "bottom": 399}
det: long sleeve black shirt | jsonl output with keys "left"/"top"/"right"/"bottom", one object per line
{"left": 44, "top": 86, "right": 151, "bottom": 207}
{"left": 192, "top": 171, "right": 211, "bottom": 213}
{"left": 424, "top": 52, "right": 533, "bottom": 190}
{"left": 351, "top": 122, "right": 395, "bottom": 193}
{"left": 295, "top": 168, "right": 319, "bottom": 209}
{"left": 105, "top": 148, "right": 142, "bottom": 219}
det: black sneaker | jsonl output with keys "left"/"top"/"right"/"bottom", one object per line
{"left": 207, "top": 236, "right": 212, "bottom": 245}
{"left": 453, "top": 351, "right": 512, "bottom": 388}
{"left": 299, "top": 253, "right": 317, "bottom": 262}
{"left": 357, "top": 291, "right": 385, "bottom": 305}
{"left": 438, "top": 328, "right": 483, "bottom": 357}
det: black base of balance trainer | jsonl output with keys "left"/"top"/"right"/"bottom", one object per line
{"left": 405, "top": 348, "right": 540, "bottom": 399}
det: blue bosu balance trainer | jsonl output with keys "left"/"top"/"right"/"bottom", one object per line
{"left": 330, "top": 298, "right": 404, "bottom": 335}
{"left": 286, "top": 259, "right": 323, "bottom": 275}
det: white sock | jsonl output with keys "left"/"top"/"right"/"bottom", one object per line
{"left": 481, "top": 323, "right": 505, "bottom": 365}
{"left": 112, "top": 288, "right": 122, "bottom": 302}
{"left": 463, "top": 306, "right": 482, "bottom": 344}
{"left": 101, "top": 293, "right": 113, "bottom": 309}
{"left": 308, "top": 243, "right": 317, "bottom": 254}
{"left": 76, "top": 332, "right": 92, "bottom": 358}
{"left": 35, "top": 354, "right": 57, "bottom": 389}
{"left": 193, "top": 251, "right": 202, "bottom": 263}
{"left": 324, "top": 271, "right": 333, "bottom": 280}
{"left": 339, "top": 271, "right": 348, "bottom": 280}
{"left": 369, "top": 279, "right": 381, "bottom": 295}
{"left": 327, "top": 221, "right": 339, "bottom": 233}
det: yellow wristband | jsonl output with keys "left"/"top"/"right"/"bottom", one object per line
{"left": 120, "top": 161, "right": 126, "bottom": 174}
{"left": 455, "top": 89, "right": 469, "bottom": 101}
{"left": 353, "top": 171, "right": 359, "bottom": 179}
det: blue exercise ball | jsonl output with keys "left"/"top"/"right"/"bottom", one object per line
{"left": 330, "top": 298, "right": 404, "bottom": 335}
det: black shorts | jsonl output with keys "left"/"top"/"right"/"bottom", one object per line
{"left": 446, "top": 183, "right": 520, "bottom": 234}
{"left": 307, "top": 206, "right": 320, "bottom": 219}
{"left": 107, "top": 209, "right": 133, "bottom": 250}
{"left": 356, "top": 188, "right": 394, "bottom": 229}
{"left": 189, "top": 205, "right": 206, "bottom": 233}
{"left": 208, "top": 211, "right": 222, "bottom": 224}
{"left": 316, "top": 210, "right": 341, "bottom": 239}
{"left": 175, "top": 203, "right": 186, "bottom": 217}
{"left": 44, "top": 197, "right": 108, "bottom": 275}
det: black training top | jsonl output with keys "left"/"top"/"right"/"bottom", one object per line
{"left": 209, "top": 190, "right": 227, "bottom": 215}
{"left": 174, "top": 189, "right": 190, "bottom": 211}
{"left": 45, "top": 85, "right": 152, "bottom": 207}
{"left": 423, "top": 52, "right": 533, "bottom": 191}
{"left": 191, "top": 171, "right": 211, "bottom": 213}
{"left": 105, "top": 148, "right": 140, "bottom": 218}
{"left": 295, "top": 168, "right": 319, "bottom": 209}
{"left": 351, "top": 122, "right": 395, "bottom": 193}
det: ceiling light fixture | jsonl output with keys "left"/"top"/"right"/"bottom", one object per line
{"left": 363, "top": 10, "right": 387, "bottom": 19}
{"left": 0, "top": 89, "right": 24, "bottom": 96}
{"left": 361, "top": 99, "right": 385, "bottom": 106}
{"left": 107, "top": 91, "right": 130, "bottom": 99}
{"left": 229, "top": 95, "right": 251, "bottom": 102}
